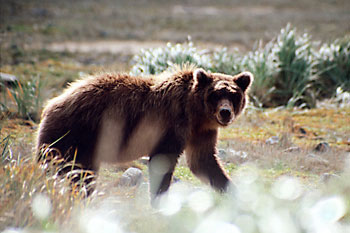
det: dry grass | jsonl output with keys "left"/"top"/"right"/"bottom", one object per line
{"left": 0, "top": 153, "right": 88, "bottom": 231}
{"left": 220, "top": 106, "right": 350, "bottom": 151}
{"left": 220, "top": 139, "right": 347, "bottom": 175}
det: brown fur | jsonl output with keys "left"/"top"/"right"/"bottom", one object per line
{"left": 36, "top": 67, "right": 253, "bottom": 203}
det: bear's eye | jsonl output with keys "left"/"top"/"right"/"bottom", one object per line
{"left": 207, "top": 92, "right": 220, "bottom": 104}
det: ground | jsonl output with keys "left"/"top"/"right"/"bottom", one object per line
{"left": 2, "top": 105, "right": 349, "bottom": 187}
{"left": 1, "top": 0, "right": 350, "bottom": 231}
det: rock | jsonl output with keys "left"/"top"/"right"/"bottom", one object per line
{"left": 230, "top": 149, "right": 248, "bottom": 159}
{"left": 320, "top": 173, "right": 340, "bottom": 183}
{"left": 266, "top": 136, "right": 279, "bottom": 145}
{"left": 299, "top": 127, "right": 307, "bottom": 134}
{"left": 138, "top": 156, "right": 149, "bottom": 165}
{"left": 218, "top": 149, "right": 228, "bottom": 159}
{"left": 0, "top": 72, "right": 18, "bottom": 88}
{"left": 172, "top": 176, "right": 181, "bottom": 183}
{"left": 218, "top": 148, "right": 248, "bottom": 160}
{"left": 118, "top": 167, "right": 143, "bottom": 187}
{"left": 314, "top": 142, "right": 330, "bottom": 153}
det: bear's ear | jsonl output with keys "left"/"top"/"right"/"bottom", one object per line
{"left": 193, "top": 68, "right": 211, "bottom": 88}
{"left": 234, "top": 72, "right": 254, "bottom": 92}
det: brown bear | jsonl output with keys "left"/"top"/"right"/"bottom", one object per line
{"left": 36, "top": 67, "right": 253, "bottom": 203}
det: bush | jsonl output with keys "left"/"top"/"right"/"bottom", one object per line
{"left": 241, "top": 41, "right": 278, "bottom": 107}
{"left": 270, "top": 24, "right": 316, "bottom": 108}
{"left": 210, "top": 47, "right": 241, "bottom": 75}
{"left": 129, "top": 25, "right": 348, "bottom": 108}
{"left": 130, "top": 40, "right": 211, "bottom": 76}
{"left": 315, "top": 37, "right": 350, "bottom": 98}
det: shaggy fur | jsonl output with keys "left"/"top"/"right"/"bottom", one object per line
{"left": 36, "top": 67, "right": 253, "bottom": 202}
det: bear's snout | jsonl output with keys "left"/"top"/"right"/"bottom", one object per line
{"left": 219, "top": 108, "right": 231, "bottom": 119}
{"left": 216, "top": 99, "right": 234, "bottom": 126}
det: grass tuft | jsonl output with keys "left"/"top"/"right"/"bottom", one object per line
{"left": 2, "top": 76, "right": 43, "bottom": 122}
{"left": 0, "top": 136, "right": 89, "bottom": 231}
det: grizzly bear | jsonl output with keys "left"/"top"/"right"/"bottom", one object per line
{"left": 36, "top": 67, "right": 253, "bottom": 203}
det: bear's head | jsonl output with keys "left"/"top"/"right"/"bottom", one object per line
{"left": 192, "top": 68, "right": 253, "bottom": 127}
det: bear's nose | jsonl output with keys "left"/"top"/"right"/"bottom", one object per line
{"left": 219, "top": 108, "right": 232, "bottom": 120}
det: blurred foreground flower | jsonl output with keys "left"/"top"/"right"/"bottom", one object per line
{"left": 31, "top": 193, "right": 52, "bottom": 221}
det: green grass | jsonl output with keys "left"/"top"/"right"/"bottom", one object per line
{"left": 315, "top": 37, "right": 350, "bottom": 98}
{"left": 174, "top": 166, "right": 200, "bottom": 185}
{"left": 4, "top": 77, "right": 43, "bottom": 121}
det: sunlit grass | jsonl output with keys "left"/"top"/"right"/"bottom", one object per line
{"left": 219, "top": 106, "right": 350, "bottom": 150}
{"left": 0, "top": 137, "right": 90, "bottom": 231}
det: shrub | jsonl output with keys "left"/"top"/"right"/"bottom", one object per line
{"left": 209, "top": 47, "right": 241, "bottom": 75}
{"left": 130, "top": 40, "right": 211, "bottom": 76}
{"left": 315, "top": 37, "right": 350, "bottom": 98}
{"left": 271, "top": 24, "right": 316, "bottom": 108}
{"left": 241, "top": 41, "right": 278, "bottom": 107}
{"left": 130, "top": 25, "right": 348, "bottom": 108}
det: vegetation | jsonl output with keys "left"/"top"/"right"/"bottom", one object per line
{"left": 130, "top": 40, "right": 212, "bottom": 76}
{"left": 131, "top": 25, "right": 350, "bottom": 108}
{"left": 0, "top": 137, "right": 88, "bottom": 231}
{"left": 1, "top": 0, "right": 350, "bottom": 231}
{"left": 3, "top": 77, "right": 43, "bottom": 122}
{"left": 315, "top": 38, "right": 350, "bottom": 98}
{"left": 1, "top": 135, "right": 350, "bottom": 232}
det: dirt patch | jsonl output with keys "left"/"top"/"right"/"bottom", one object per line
{"left": 2, "top": 0, "right": 349, "bottom": 51}
{"left": 45, "top": 40, "right": 167, "bottom": 54}
{"left": 172, "top": 5, "right": 275, "bottom": 17}
{"left": 37, "top": 40, "right": 244, "bottom": 56}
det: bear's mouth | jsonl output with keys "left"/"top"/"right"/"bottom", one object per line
{"left": 216, "top": 116, "right": 234, "bottom": 127}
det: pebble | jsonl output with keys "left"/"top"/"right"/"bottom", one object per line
{"left": 299, "top": 127, "right": 307, "bottom": 134}
{"left": 118, "top": 167, "right": 143, "bottom": 187}
{"left": 138, "top": 156, "right": 149, "bottom": 165}
{"left": 218, "top": 149, "right": 248, "bottom": 160}
{"left": 320, "top": 173, "right": 340, "bottom": 182}
{"left": 283, "top": 147, "right": 301, "bottom": 153}
{"left": 0, "top": 72, "right": 18, "bottom": 88}
{"left": 265, "top": 136, "right": 280, "bottom": 145}
{"left": 314, "top": 142, "right": 331, "bottom": 152}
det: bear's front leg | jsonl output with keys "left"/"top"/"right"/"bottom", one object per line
{"left": 148, "top": 129, "right": 184, "bottom": 206}
{"left": 186, "top": 129, "right": 231, "bottom": 192}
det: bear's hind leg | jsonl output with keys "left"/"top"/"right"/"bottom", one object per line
{"left": 149, "top": 153, "right": 179, "bottom": 204}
